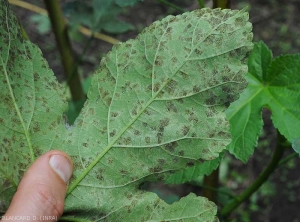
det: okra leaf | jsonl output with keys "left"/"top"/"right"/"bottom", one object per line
{"left": 227, "top": 41, "right": 300, "bottom": 162}
{"left": 0, "top": 1, "right": 252, "bottom": 221}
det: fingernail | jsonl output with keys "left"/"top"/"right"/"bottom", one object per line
{"left": 49, "top": 155, "right": 72, "bottom": 184}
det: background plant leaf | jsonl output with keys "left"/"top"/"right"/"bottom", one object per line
{"left": 115, "top": 0, "right": 144, "bottom": 7}
{"left": 247, "top": 40, "right": 272, "bottom": 82}
{"left": 0, "top": 2, "right": 252, "bottom": 221}
{"left": 63, "top": 0, "right": 135, "bottom": 34}
{"left": 29, "top": 14, "right": 51, "bottom": 35}
{"left": 227, "top": 41, "right": 300, "bottom": 162}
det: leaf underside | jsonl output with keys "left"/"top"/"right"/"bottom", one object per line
{"left": 227, "top": 41, "right": 300, "bottom": 162}
{"left": 0, "top": 1, "right": 252, "bottom": 221}
{"left": 292, "top": 138, "right": 300, "bottom": 155}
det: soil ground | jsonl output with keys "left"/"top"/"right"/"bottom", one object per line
{"left": 10, "top": 0, "right": 300, "bottom": 221}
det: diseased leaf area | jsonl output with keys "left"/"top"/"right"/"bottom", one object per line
{"left": 64, "top": 8, "right": 252, "bottom": 220}
{"left": 0, "top": 1, "right": 67, "bottom": 209}
{"left": 0, "top": 1, "right": 252, "bottom": 221}
{"left": 227, "top": 41, "right": 300, "bottom": 162}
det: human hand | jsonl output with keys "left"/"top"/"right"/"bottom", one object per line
{"left": 1, "top": 151, "right": 73, "bottom": 222}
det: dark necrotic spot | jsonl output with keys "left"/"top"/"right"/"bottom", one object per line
{"left": 153, "top": 82, "right": 161, "bottom": 92}
{"left": 145, "top": 137, "right": 150, "bottom": 144}
{"left": 187, "top": 161, "right": 194, "bottom": 167}
{"left": 202, "top": 148, "right": 210, "bottom": 154}
{"left": 123, "top": 137, "right": 132, "bottom": 145}
{"left": 188, "top": 115, "right": 199, "bottom": 125}
{"left": 171, "top": 57, "right": 178, "bottom": 63}
{"left": 34, "top": 73, "right": 39, "bottom": 81}
{"left": 195, "top": 48, "right": 203, "bottom": 55}
{"left": 179, "top": 70, "right": 189, "bottom": 80}
{"left": 100, "top": 127, "right": 107, "bottom": 135}
{"left": 164, "top": 141, "right": 178, "bottom": 153}
{"left": 110, "top": 130, "right": 116, "bottom": 138}
{"left": 134, "top": 130, "right": 141, "bottom": 135}
{"left": 191, "top": 133, "right": 197, "bottom": 137}
{"left": 178, "top": 150, "right": 184, "bottom": 156}
{"left": 166, "top": 27, "right": 172, "bottom": 33}
{"left": 157, "top": 130, "right": 164, "bottom": 144}
{"left": 159, "top": 118, "right": 170, "bottom": 128}
{"left": 131, "top": 107, "right": 138, "bottom": 116}
{"left": 169, "top": 16, "right": 176, "bottom": 23}
{"left": 167, "top": 101, "right": 178, "bottom": 113}
{"left": 153, "top": 166, "right": 162, "bottom": 172}
{"left": 32, "top": 122, "right": 40, "bottom": 132}
{"left": 181, "top": 125, "right": 190, "bottom": 136}
{"left": 157, "top": 159, "right": 166, "bottom": 165}
{"left": 148, "top": 166, "right": 163, "bottom": 173}
{"left": 89, "top": 108, "right": 95, "bottom": 115}
{"left": 222, "top": 86, "right": 231, "bottom": 93}
{"left": 193, "top": 85, "right": 200, "bottom": 93}
{"left": 155, "top": 60, "right": 162, "bottom": 66}
{"left": 120, "top": 169, "right": 128, "bottom": 176}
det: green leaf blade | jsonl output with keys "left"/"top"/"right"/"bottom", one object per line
{"left": 226, "top": 79, "right": 265, "bottom": 162}
{"left": 228, "top": 42, "right": 300, "bottom": 162}
{"left": 267, "top": 54, "right": 300, "bottom": 142}
{"left": 247, "top": 41, "right": 272, "bottom": 82}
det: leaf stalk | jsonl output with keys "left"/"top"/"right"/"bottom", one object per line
{"left": 203, "top": 166, "right": 219, "bottom": 204}
{"left": 198, "top": 0, "right": 205, "bottom": 8}
{"left": 44, "top": 0, "right": 85, "bottom": 102}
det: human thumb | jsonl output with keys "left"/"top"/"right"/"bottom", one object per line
{"left": 2, "top": 150, "right": 73, "bottom": 222}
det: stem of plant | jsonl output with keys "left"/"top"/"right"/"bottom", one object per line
{"left": 203, "top": 167, "right": 219, "bottom": 204}
{"left": 213, "top": 0, "right": 231, "bottom": 9}
{"left": 220, "top": 131, "right": 288, "bottom": 219}
{"left": 44, "top": 0, "right": 85, "bottom": 102}
{"left": 157, "top": 0, "right": 187, "bottom": 13}
{"left": 67, "top": 32, "right": 95, "bottom": 87}
{"left": 198, "top": 0, "right": 205, "bottom": 8}
{"left": 278, "top": 152, "right": 297, "bottom": 167}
